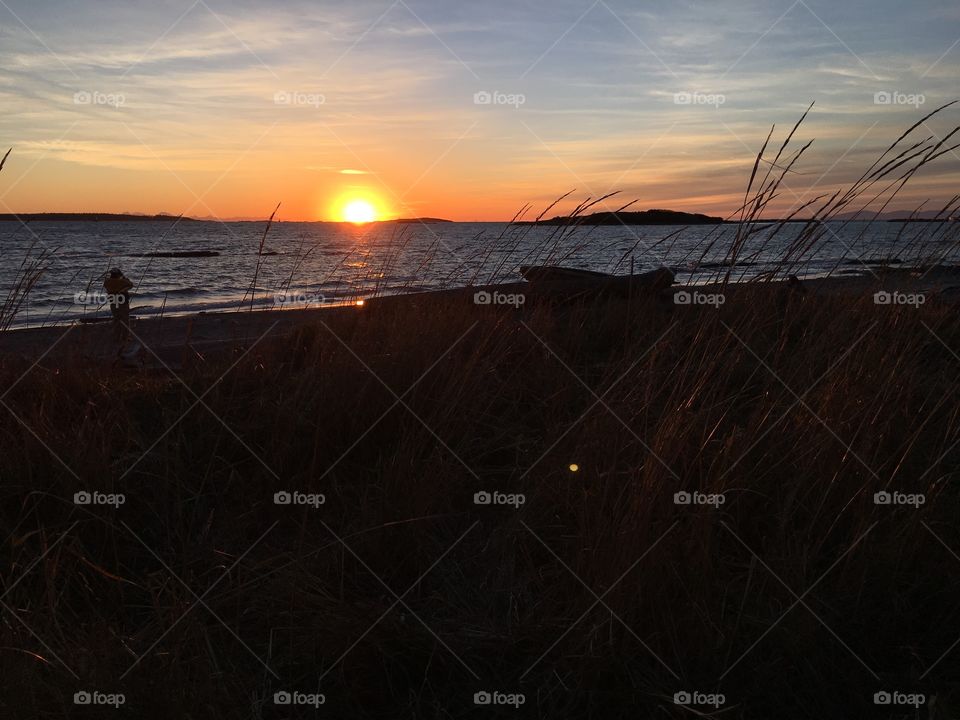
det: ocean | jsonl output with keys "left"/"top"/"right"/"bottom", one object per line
{"left": 1, "top": 219, "right": 953, "bottom": 328}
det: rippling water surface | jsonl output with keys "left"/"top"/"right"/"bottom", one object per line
{"left": 1, "top": 219, "right": 954, "bottom": 327}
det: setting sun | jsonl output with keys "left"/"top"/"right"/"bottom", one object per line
{"left": 342, "top": 199, "right": 377, "bottom": 224}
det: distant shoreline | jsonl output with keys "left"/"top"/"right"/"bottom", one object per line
{"left": 0, "top": 212, "right": 953, "bottom": 224}
{"left": 0, "top": 213, "right": 199, "bottom": 222}
{"left": 0, "top": 213, "right": 456, "bottom": 223}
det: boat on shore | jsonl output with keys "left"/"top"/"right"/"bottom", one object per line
{"left": 519, "top": 265, "right": 675, "bottom": 294}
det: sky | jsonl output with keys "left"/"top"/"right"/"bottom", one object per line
{"left": 0, "top": 0, "right": 958, "bottom": 221}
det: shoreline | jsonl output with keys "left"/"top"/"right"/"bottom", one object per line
{"left": 3, "top": 266, "right": 960, "bottom": 365}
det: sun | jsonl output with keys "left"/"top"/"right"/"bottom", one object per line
{"left": 342, "top": 199, "right": 377, "bottom": 224}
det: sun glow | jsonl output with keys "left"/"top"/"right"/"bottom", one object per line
{"left": 341, "top": 199, "right": 377, "bottom": 223}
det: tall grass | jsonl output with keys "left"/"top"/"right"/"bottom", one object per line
{"left": 0, "top": 150, "right": 58, "bottom": 332}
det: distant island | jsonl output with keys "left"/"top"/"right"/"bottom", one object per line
{"left": 884, "top": 217, "right": 959, "bottom": 223}
{"left": 390, "top": 217, "right": 453, "bottom": 224}
{"left": 834, "top": 209, "right": 958, "bottom": 222}
{"left": 0, "top": 213, "right": 191, "bottom": 222}
{"left": 519, "top": 209, "right": 723, "bottom": 226}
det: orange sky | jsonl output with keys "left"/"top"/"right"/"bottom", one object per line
{"left": 1, "top": 1, "right": 958, "bottom": 221}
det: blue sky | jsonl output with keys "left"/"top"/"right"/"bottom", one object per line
{"left": 0, "top": 0, "right": 957, "bottom": 219}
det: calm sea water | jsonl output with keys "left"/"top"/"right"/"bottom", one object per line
{"left": 0, "top": 219, "right": 953, "bottom": 328}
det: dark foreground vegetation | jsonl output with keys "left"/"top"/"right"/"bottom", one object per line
{"left": 3, "top": 283, "right": 960, "bottom": 718}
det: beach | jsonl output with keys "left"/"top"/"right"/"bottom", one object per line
{"left": 3, "top": 264, "right": 958, "bottom": 363}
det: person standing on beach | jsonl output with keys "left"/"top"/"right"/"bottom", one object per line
{"left": 103, "top": 267, "right": 133, "bottom": 340}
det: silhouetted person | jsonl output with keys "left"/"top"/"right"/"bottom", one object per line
{"left": 103, "top": 267, "right": 133, "bottom": 340}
